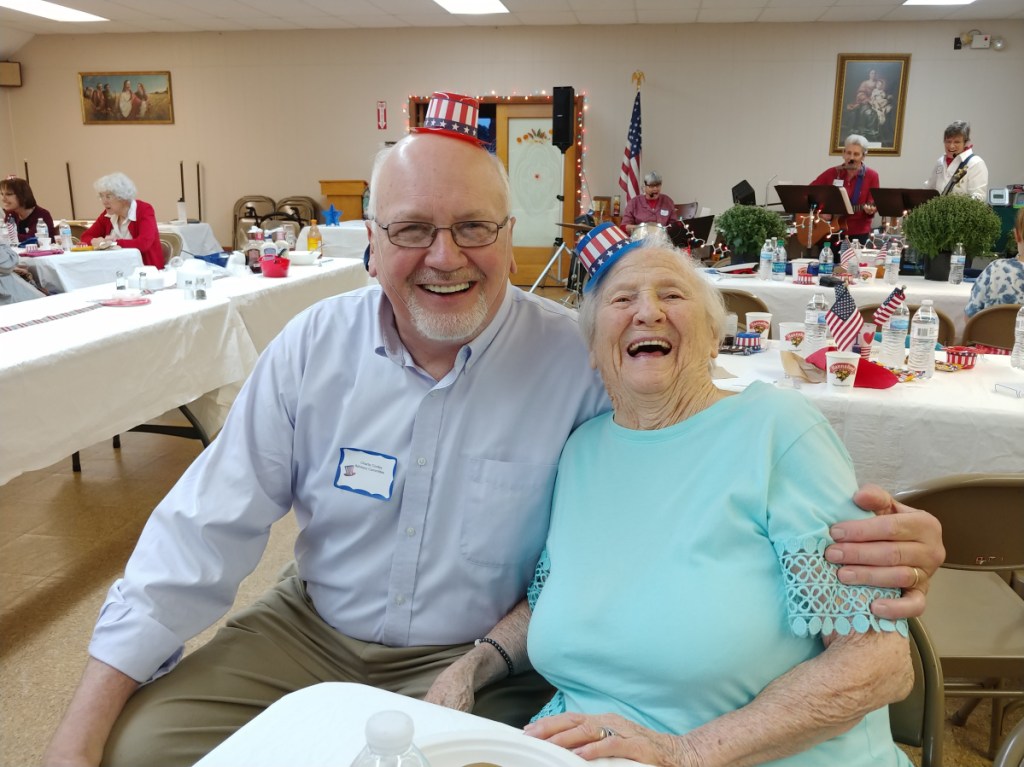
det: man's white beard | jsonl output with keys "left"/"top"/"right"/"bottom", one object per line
{"left": 408, "top": 289, "right": 490, "bottom": 342}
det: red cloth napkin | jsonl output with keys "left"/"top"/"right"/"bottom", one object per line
{"left": 805, "top": 347, "right": 898, "bottom": 389}
{"left": 19, "top": 249, "right": 65, "bottom": 257}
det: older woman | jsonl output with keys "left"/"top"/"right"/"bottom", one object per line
{"left": 80, "top": 172, "right": 163, "bottom": 268}
{"left": 433, "top": 225, "right": 914, "bottom": 766}
{"left": 620, "top": 171, "right": 677, "bottom": 235}
{"left": 520, "top": 226, "right": 913, "bottom": 766}
{"left": 0, "top": 244, "right": 46, "bottom": 304}
{"left": 810, "top": 134, "right": 878, "bottom": 243}
{"left": 1, "top": 176, "right": 55, "bottom": 243}
{"left": 929, "top": 120, "right": 988, "bottom": 201}
{"left": 965, "top": 207, "right": 1024, "bottom": 318}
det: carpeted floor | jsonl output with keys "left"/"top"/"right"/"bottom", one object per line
{"left": 0, "top": 417, "right": 1019, "bottom": 766}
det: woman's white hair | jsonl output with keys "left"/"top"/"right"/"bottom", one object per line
{"left": 93, "top": 172, "right": 137, "bottom": 202}
{"left": 577, "top": 235, "right": 727, "bottom": 372}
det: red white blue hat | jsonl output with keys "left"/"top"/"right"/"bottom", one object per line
{"left": 576, "top": 222, "right": 645, "bottom": 292}
{"left": 413, "top": 91, "right": 486, "bottom": 146}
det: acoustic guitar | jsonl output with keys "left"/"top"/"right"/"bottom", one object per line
{"left": 793, "top": 204, "right": 872, "bottom": 247}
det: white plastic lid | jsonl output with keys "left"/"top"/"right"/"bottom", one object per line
{"left": 365, "top": 710, "right": 414, "bottom": 756}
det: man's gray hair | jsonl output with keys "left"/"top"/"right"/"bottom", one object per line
{"left": 944, "top": 120, "right": 971, "bottom": 142}
{"left": 93, "top": 172, "right": 137, "bottom": 202}
{"left": 845, "top": 134, "right": 869, "bottom": 154}
{"left": 366, "top": 135, "right": 511, "bottom": 221}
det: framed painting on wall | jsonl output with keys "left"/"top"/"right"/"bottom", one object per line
{"left": 79, "top": 71, "right": 174, "bottom": 125}
{"left": 829, "top": 54, "right": 910, "bottom": 156}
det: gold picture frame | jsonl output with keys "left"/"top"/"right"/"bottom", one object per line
{"left": 829, "top": 54, "right": 910, "bottom": 156}
{"left": 78, "top": 71, "right": 174, "bottom": 125}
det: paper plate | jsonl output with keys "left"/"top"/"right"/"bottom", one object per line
{"left": 98, "top": 296, "right": 151, "bottom": 307}
{"left": 418, "top": 730, "right": 586, "bottom": 767}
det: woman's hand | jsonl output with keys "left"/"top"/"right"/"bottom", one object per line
{"left": 523, "top": 713, "right": 698, "bottom": 767}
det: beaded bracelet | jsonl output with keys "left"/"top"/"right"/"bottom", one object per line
{"left": 475, "top": 637, "right": 514, "bottom": 677}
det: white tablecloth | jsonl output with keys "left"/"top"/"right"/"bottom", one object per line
{"left": 197, "top": 682, "right": 643, "bottom": 767}
{"left": 714, "top": 345, "right": 1024, "bottom": 493}
{"left": 158, "top": 222, "right": 223, "bottom": 258}
{"left": 0, "top": 257, "right": 369, "bottom": 485}
{"left": 702, "top": 273, "right": 973, "bottom": 342}
{"left": 18, "top": 248, "right": 143, "bottom": 293}
{"left": 298, "top": 221, "right": 369, "bottom": 260}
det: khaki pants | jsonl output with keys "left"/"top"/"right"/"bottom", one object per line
{"left": 102, "top": 576, "right": 553, "bottom": 767}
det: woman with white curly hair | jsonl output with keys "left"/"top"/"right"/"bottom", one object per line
{"left": 80, "top": 172, "right": 164, "bottom": 268}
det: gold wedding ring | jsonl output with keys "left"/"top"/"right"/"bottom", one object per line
{"left": 910, "top": 567, "right": 921, "bottom": 590}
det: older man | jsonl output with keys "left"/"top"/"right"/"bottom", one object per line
{"left": 811, "top": 134, "right": 879, "bottom": 244}
{"left": 45, "top": 93, "right": 942, "bottom": 767}
{"left": 620, "top": 171, "right": 677, "bottom": 234}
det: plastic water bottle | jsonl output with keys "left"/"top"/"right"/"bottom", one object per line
{"left": 59, "top": 221, "right": 73, "bottom": 251}
{"left": 1011, "top": 305, "right": 1024, "bottom": 369}
{"left": 349, "top": 711, "right": 431, "bottom": 767}
{"left": 35, "top": 218, "right": 49, "bottom": 243}
{"left": 804, "top": 292, "right": 828, "bottom": 353}
{"left": 757, "top": 239, "right": 772, "bottom": 280}
{"left": 818, "top": 243, "right": 834, "bottom": 281}
{"left": 884, "top": 242, "right": 901, "bottom": 285}
{"left": 771, "top": 239, "right": 786, "bottom": 281}
{"left": 3, "top": 214, "right": 17, "bottom": 245}
{"left": 879, "top": 302, "right": 910, "bottom": 368}
{"left": 948, "top": 241, "right": 966, "bottom": 285}
{"left": 907, "top": 300, "right": 939, "bottom": 379}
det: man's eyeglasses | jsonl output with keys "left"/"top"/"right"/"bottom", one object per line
{"left": 376, "top": 216, "right": 510, "bottom": 248}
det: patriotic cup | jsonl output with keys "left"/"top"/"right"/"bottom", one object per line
{"left": 794, "top": 270, "right": 815, "bottom": 285}
{"left": 945, "top": 346, "right": 978, "bottom": 369}
{"left": 735, "top": 332, "right": 762, "bottom": 349}
{"left": 825, "top": 351, "right": 860, "bottom": 390}
{"left": 745, "top": 312, "right": 772, "bottom": 341}
{"left": 778, "top": 322, "right": 805, "bottom": 351}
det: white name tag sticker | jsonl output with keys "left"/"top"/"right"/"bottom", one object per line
{"left": 660, "top": 209, "right": 670, "bottom": 217}
{"left": 833, "top": 179, "right": 844, "bottom": 187}
{"left": 334, "top": 447, "right": 397, "bottom": 500}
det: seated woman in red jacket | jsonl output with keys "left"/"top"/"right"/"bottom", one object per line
{"left": 80, "top": 172, "right": 164, "bottom": 268}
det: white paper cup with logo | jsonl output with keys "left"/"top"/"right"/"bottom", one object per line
{"left": 778, "top": 322, "right": 806, "bottom": 352}
{"left": 745, "top": 312, "right": 773, "bottom": 341}
{"left": 825, "top": 351, "right": 860, "bottom": 390}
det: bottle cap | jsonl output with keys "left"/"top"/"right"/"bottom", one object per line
{"left": 364, "top": 710, "right": 414, "bottom": 756}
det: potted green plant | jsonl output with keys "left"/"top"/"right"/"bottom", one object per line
{"left": 714, "top": 204, "right": 786, "bottom": 263}
{"left": 902, "top": 194, "right": 1002, "bottom": 281}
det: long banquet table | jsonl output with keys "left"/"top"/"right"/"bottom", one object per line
{"left": 298, "top": 220, "right": 369, "bottom": 260}
{"left": 18, "top": 247, "right": 143, "bottom": 293}
{"left": 158, "top": 222, "right": 223, "bottom": 258}
{"left": 714, "top": 344, "right": 1024, "bottom": 493}
{"left": 0, "top": 258, "right": 369, "bottom": 485}
{"left": 702, "top": 273, "right": 974, "bottom": 342}
{"left": 197, "top": 682, "right": 642, "bottom": 767}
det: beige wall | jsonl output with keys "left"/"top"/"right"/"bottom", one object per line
{"left": 1, "top": 20, "right": 1021, "bottom": 248}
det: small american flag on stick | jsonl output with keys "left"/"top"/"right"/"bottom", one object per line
{"left": 872, "top": 286, "right": 907, "bottom": 329}
{"left": 826, "top": 283, "right": 865, "bottom": 352}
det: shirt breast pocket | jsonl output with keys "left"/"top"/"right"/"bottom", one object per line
{"left": 460, "top": 457, "right": 558, "bottom": 568}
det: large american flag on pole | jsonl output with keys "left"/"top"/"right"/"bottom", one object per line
{"left": 618, "top": 91, "right": 642, "bottom": 200}
{"left": 826, "top": 283, "right": 865, "bottom": 351}
{"left": 872, "top": 286, "right": 906, "bottom": 328}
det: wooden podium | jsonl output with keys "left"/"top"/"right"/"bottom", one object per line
{"left": 319, "top": 180, "right": 367, "bottom": 222}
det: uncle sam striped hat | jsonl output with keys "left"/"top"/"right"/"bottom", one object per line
{"left": 413, "top": 92, "right": 486, "bottom": 147}
{"left": 576, "top": 222, "right": 645, "bottom": 293}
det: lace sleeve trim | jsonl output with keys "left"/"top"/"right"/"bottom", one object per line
{"left": 774, "top": 536, "right": 908, "bottom": 638}
{"left": 527, "top": 547, "right": 550, "bottom": 611}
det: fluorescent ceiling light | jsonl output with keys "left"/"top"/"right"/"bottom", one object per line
{"left": 903, "top": 0, "right": 976, "bottom": 5}
{"left": 431, "top": 0, "right": 509, "bottom": 14}
{"left": 0, "top": 0, "right": 107, "bottom": 21}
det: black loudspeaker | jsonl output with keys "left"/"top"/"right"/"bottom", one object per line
{"left": 552, "top": 86, "right": 574, "bottom": 152}
{"left": 732, "top": 179, "right": 756, "bottom": 206}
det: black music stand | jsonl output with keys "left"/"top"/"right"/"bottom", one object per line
{"left": 871, "top": 188, "right": 938, "bottom": 219}
{"left": 671, "top": 215, "right": 714, "bottom": 248}
{"left": 775, "top": 184, "right": 852, "bottom": 252}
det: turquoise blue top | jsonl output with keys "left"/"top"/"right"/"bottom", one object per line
{"left": 528, "top": 382, "right": 910, "bottom": 767}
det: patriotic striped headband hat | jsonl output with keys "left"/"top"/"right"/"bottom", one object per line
{"left": 576, "top": 222, "right": 645, "bottom": 293}
{"left": 413, "top": 91, "right": 486, "bottom": 147}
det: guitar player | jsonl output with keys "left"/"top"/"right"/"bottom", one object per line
{"left": 808, "top": 133, "right": 879, "bottom": 249}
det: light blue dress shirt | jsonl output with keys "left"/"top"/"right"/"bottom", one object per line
{"left": 90, "top": 285, "right": 609, "bottom": 682}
